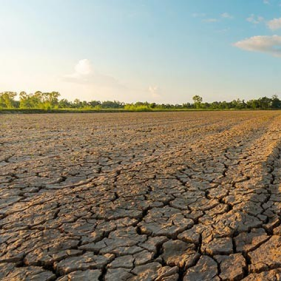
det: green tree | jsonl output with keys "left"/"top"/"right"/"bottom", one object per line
{"left": 272, "top": 95, "right": 281, "bottom": 109}
{"left": 247, "top": 99, "right": 258, "bottom": 109}
{"left": 73, "top": 99, "right": 82, "bottom": 108}
{"left": 19, "top": 91, "right": 43, "bottom": 108}
{"left": 192, "top": 95, "right": 203, "bottom": 109}
{"left": 89, "top": 100, "right": 101, "bottom": 108}
{"left": 0, "top": 92, "right": 17, "bottom": 108}
{"left": 258, "top": 97, "right": 271, "bottom": 109}
{"left": 42, "top": 92, "right": 60, "bottom": 109}
{"left": 58, "top": 99, "right": 71, "bottom": 108}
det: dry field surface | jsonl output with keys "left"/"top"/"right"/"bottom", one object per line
{"left": 2, "top": 111, "right": 281, "bottom": 281}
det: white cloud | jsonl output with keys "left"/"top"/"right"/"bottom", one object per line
{"left": 263, "top": 0, "right": 270, "bottom": 4}
{"left": 62, "top": 59, "right": 125, "bottom": 89}
{"left": 203, "top": 12, "right": 233, "bottom": 23}
{"left": 74, "top": 59, "right": 93, "bottom": 75}
{"left": 148, "top": 86, "right": 161, "bottom": 99}
{"left": 267, "top": 18, "right": 281, "bottom": 30}
{"left": 221, "top": 13, "right": 233, "bottom": 19}
{"left": 60, "top": 59, "right": 162, "bottom": 102}
{"left": 247, "top": 14, "right": 264, "bottom": 24}
{"left": 234, "top": 35, "right": 281, "bottom": 57}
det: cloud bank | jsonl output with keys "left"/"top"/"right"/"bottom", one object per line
{"left": 247, "top": 14, "right": 264, "bottom": 24}
{"left": 62, "top": 59, "right": 125, "bottom": 89}
{"left": 60, "top": 59, "right": 164, "bottom": 102}
{"left": 234, "top": 35, "right": 281, "bottom": 57}
{"left": 194, "top": 11, "right": 233, "bottom": 24}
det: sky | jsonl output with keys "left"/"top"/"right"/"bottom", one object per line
{"left": 1, "top": 0, "right": 281, "bottom": 103}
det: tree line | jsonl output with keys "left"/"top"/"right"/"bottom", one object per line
{"left": 1, "top": 91, "right": 281, "bottom": 111}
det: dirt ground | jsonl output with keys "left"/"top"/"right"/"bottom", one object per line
{"left": 1, "top": 111, "right": 281, "bottom": 280}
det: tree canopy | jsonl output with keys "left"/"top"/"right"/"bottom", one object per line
{"left": 1, "top": 92, "right": 281, "bottom": 111}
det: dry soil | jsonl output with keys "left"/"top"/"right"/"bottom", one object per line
{"left": 1, "top": 111, "right": 281, "bottom": 280}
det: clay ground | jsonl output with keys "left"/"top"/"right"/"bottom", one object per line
{"left": 1, "top": 111, "right": 281, "bottom": 281}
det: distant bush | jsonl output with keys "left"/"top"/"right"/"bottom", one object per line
{"left": 1, "top": 91, "right": 281, "bottom": 111}
{"left": 124, "top": 104, "right": 152, "bottom": 111}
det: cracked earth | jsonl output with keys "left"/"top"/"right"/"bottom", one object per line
{"left": 1, "top": 111, "right": 281, "bottom": 280}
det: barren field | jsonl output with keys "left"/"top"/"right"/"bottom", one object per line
{"left": 2, "top": 111, "right": 281, "bottom": 280}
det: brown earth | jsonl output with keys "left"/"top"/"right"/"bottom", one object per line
{"left": 1, "top": 111, "right": 281, "bottom": 280}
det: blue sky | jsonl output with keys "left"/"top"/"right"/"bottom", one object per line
{"left": 1, "top": 0, "right": 281, "bottom": 103}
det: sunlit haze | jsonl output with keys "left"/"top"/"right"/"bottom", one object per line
{"left": 1, "top": 0, "right": 281, "bottom": 103}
